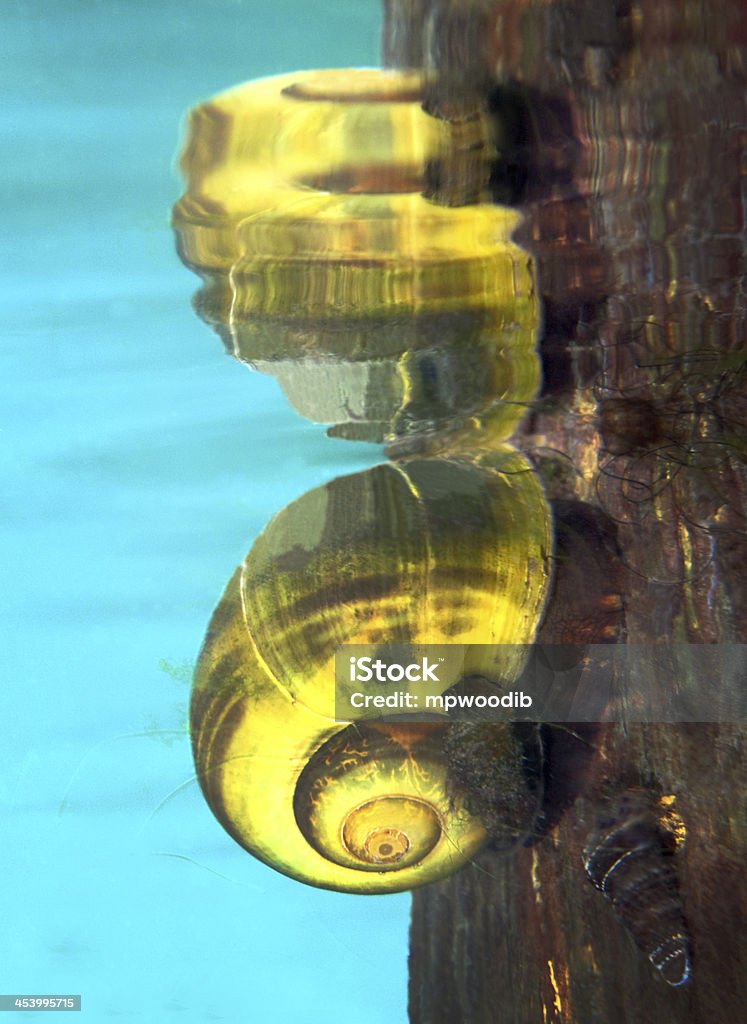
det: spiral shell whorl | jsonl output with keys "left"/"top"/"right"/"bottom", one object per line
{"left": 295, "top": 724, "right": 466, "bottom": 873}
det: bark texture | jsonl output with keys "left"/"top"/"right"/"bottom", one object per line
{"left": 382, "top": 2, "right": 747, "bottom": 1021}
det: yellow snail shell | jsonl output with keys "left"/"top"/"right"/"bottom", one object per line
{"left": 191, "top": 450, "right": 552, "bottom": 892}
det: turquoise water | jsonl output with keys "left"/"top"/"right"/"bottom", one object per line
{"left": 1, "top": 3, "right": 410, "bottom": 1020}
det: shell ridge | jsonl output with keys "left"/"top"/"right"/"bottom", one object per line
{"left": 238, "top": 556, "right": 298, "bottom": 707}
{"left": 237, "top": 557, "right": 343, "bottom": 725}
{"left": 389, "top": 459, "right": 432, "bottom": 639}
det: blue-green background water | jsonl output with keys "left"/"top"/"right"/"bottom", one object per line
{"left": 1, "top": 2, "right": 410, "bottom": 1020}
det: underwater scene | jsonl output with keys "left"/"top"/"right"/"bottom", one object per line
{"left": 3, "top": 1, "right": 746, "bottom": 1022}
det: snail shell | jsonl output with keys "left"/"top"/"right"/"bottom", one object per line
{"left": 191, "top": 450, "right": 551, "bottom": 892}
{"left": 583, "top": 789, "right": 691, "bottom": 986}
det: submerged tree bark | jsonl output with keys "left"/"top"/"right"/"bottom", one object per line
{"left": 383, "top": 2, "right": 747, "bottom": 1021}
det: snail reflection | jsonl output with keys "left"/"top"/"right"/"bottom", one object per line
{"left": 173, "top": 67, "right": 690, "bottom": 981}
{"left": 173, "top": 69, "right": 538, "bottom": 451}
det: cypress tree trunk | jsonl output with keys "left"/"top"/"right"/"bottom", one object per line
{"left": 382, "top": 2, "right": 747, "bottom": 1021}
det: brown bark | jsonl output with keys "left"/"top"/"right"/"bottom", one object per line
{"left": 383, "top": 2, "right": 747, "bottom": 1021}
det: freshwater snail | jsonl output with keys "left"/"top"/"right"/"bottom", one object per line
{"left": 191, "top": 449, "right": 552, "bottom": 892}
{"left": 583, "top": 789, "right": 691, "bottom": 987}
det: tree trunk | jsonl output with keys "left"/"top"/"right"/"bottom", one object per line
{"left": 382, "top": 2, "right": 747, "bottom": 1021}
